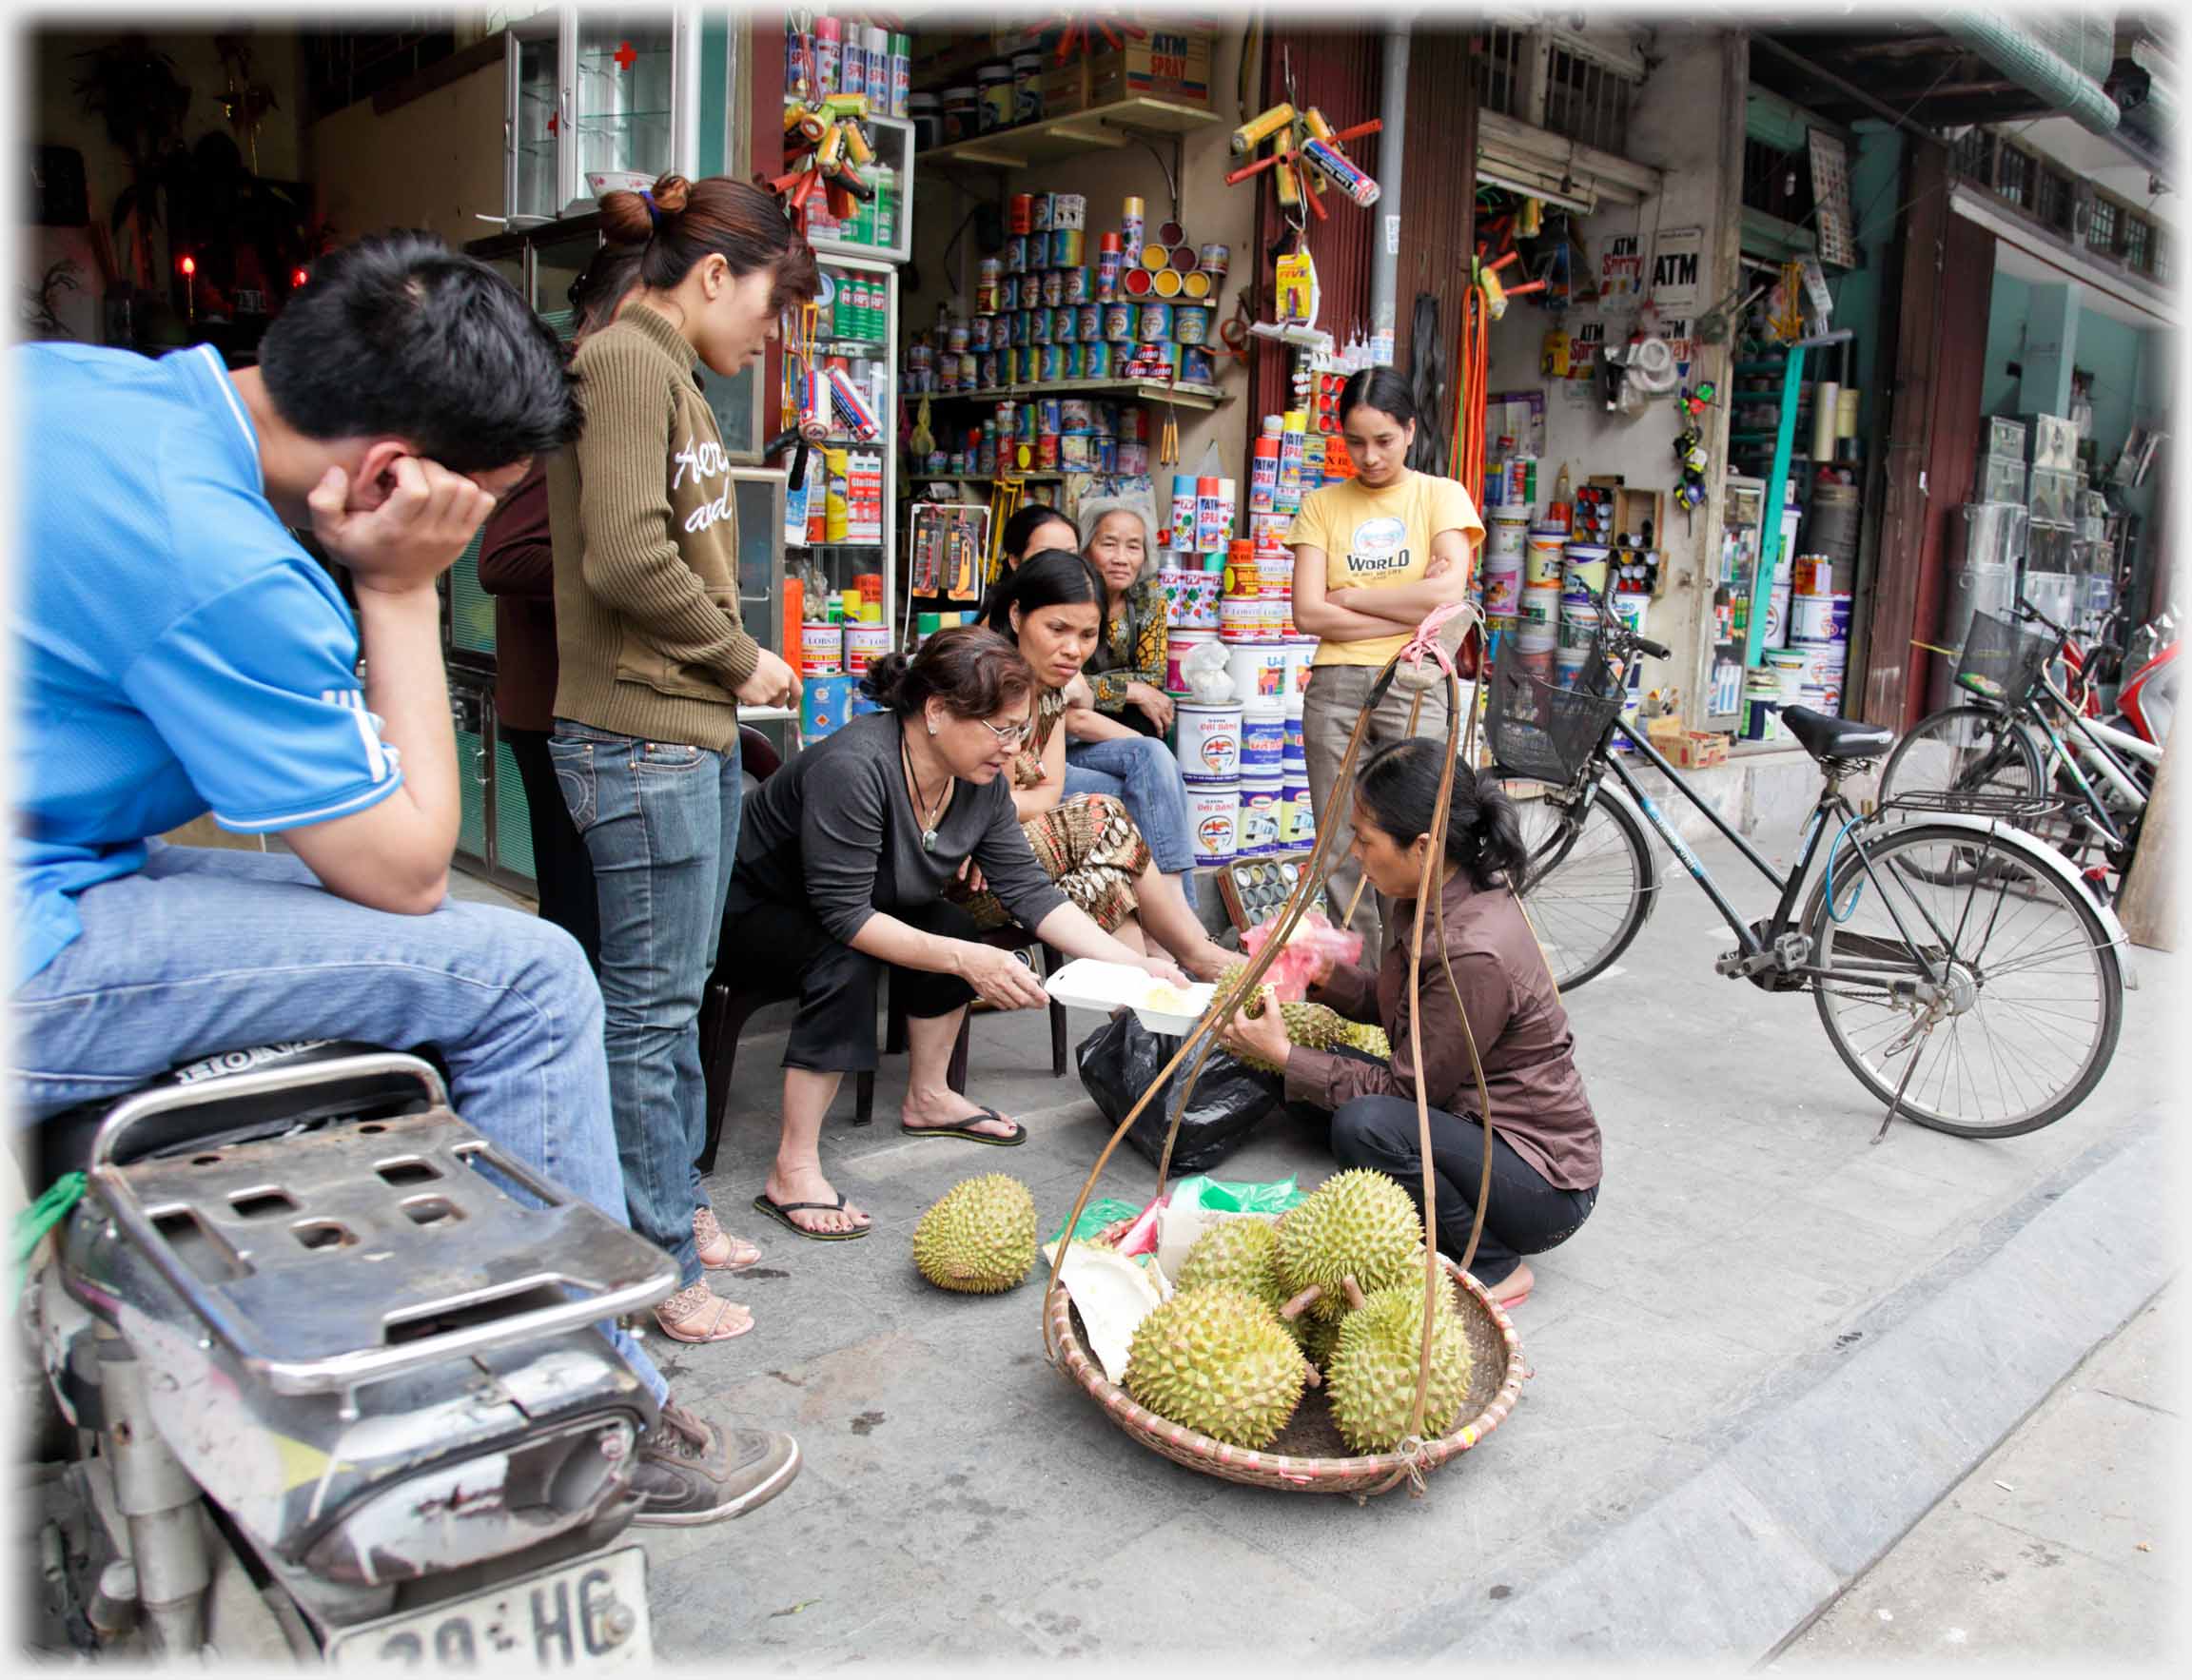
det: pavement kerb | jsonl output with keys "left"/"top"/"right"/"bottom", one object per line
{"left": 1365, "top": 1112, "right": 2176, "bottom": 1662}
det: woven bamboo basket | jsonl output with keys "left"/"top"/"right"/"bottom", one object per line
{"left": 1049, "top": 1255, "right": 1527, "bottom": 1496}
{"left": 1042, "top": 605, "right": 1536, "bottom": 1498}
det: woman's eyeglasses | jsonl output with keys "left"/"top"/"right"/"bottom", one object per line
{"left": 975, "top": 716, "right": 1033, "bottom": 747}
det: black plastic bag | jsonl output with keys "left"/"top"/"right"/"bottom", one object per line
{"left": 1075, "top": 1010, "right": 1287, "bottom": 1175}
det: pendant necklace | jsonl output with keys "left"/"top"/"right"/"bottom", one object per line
{"left": 901, "top": 730, "right": 950, "bottom": 853}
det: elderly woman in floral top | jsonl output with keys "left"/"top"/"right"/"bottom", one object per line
{"left": 1070, "top": 498, "right": 1171, "bottom": 736}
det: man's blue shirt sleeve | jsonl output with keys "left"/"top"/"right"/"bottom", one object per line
{"left": 121, "top": 569, "right": 407, "bottom": 833}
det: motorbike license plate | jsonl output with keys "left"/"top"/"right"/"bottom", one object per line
{"left": 326, "top": 1545, "right": 651, "bottom": 1670}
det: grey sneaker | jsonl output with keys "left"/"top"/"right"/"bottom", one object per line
{"left": 629, "top": 1402, "right": 800, "bottom": 1528}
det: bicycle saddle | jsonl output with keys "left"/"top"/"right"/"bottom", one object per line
{"left": 1782, "top": 706, "right": 1895, "bottom": 764}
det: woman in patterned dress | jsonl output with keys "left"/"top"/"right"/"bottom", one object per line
{"left": 955, "top": 551, "right": 1230, "bottom": 981}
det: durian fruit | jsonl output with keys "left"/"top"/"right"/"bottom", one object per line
{"left": 912, "top": 1173, "right": 1038, "bottom": 1294}
{"left": 1206, "top": 964, "right": 1388, "bottom": 1076}
{"left": 1337, "top": 1020, "right": 1393, "bottom": 1060}
{"left": 1124, "top": 1285, "right": 1311, "bottom": 1448}
{"left": 1175, "top": 1218, "right": 1286, "bottom": 1313}
{"left": 1324, "top": 1283, "right": 1476, "bottom": 1453}
{"left": 1298, "top": 1313, "right": 1343, "bottom": 1373}
{"left": 1274, "top": 1168, "right": 1426, "bottom": 1322}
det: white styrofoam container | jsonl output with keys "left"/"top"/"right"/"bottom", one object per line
{"left": 1044, "top": 958, "right": 1214, "bottom": 1037}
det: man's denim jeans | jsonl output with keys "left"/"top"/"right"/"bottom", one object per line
{"left": 1065, "top": 733, "right": 1198, "bottom": 908}
{"left": 11, "top": 842, "right": 669, "bottom": 1403}
{"left": 551, "top": 720, "right": 740, "bottom": 1290}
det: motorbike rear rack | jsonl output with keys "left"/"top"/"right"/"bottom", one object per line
{"left": 84, "top": 1052, "right": 677, "bottom": 1397}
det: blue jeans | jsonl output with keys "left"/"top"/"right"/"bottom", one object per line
{"left": 10, "top": 843, "right": 668, "bottom": 1405}
{"left": 1065, "top": 734, "right": 1197, "bottom": 905}
{"left": 551, "top": 720, "right": 740, "bottom": 1289}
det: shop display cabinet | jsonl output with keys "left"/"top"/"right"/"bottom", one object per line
{"left": 502, "top": 8, "right": 705, "bottom": 226}
{"left": 1705, "top": 476, "right": 1766, "bottom": 732}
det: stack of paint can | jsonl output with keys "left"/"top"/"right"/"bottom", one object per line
{"left": 1515, "top": 525, "right": 1564, "bottom": 683}
{"left": 1481, "top": 507, "right": 1530, "bottom": 653}
{"left": 1114, "top": 217, "right": 1226, "bottom": 386}
{"left": 1280, "top": 688, "right": 1313, "bottom": 854}
{"left": 1556, "top": 538, "right": 1611, "bottom": 689}
{"left": 1177, "top": 693, "right": 1242, "bottom": 869}
{"left": 1787, "top": 553, "right": 1851, "bottom": 714}
{"left": 1233, "top": 629, "right": 1287, "bottom": 859}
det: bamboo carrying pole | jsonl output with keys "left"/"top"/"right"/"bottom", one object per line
{"left": 1042, "top": 605, "right": 1502, "bottom": 1494}
{"left": 2118, "top": 728, "right": 2179, "bottom": 951}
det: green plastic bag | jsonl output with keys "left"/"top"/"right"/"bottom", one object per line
{"left": 1169, "top": 1174, "right": 1306, "bottom": 1216}
{"left": 1048, "top": 1197, "right": 1145, "bottom": 1247}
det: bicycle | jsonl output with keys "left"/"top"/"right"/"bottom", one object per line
{"left": 1878, "top": 596, "right": 2158, "bottom": 899}
{"left": 1484, "top": 606, "right": 2132, "bottom": 1140}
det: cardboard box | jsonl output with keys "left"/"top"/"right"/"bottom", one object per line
{"left": 1039, "top": 59, "right": 1094, "bottom": 119}
{"left": 1085, "top": 24, "right": 1215, "bottom": 107}
{"left": 1670, "top": 731, "right": 1731, "bottom": 770}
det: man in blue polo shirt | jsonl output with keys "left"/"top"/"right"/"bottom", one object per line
{"left": 12, "top": 231, "right": 796, "bottom": 1529}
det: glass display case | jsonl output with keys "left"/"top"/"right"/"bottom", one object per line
{"left": 501, "top": 8, "right": 702, "bottom": 227}
{"left": 800, "top": 115, "right": 915, "bottom": 264}
{"left": 1705, "top": 475, "right": 1766, "bottom": 730}
{"left": 784, "top": 251, "right": 901, "bottom": 646}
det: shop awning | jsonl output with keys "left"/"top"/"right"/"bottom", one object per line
{"left": 1749, "top": 15, "right": 2173, "bottom": 185}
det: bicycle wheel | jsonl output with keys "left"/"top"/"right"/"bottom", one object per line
{"left": 1878, "top": 705, "right": 2043, "bottom": 804}
{"left": 1805, "top": 822, "right": 2123, "bottom": 1137}
{"left": 1501, "top": 776, "right": 1656, "bottom": 991}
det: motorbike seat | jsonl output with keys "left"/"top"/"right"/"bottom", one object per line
{"left": 1782, "top": 706, "right": 1895, "bottom": 766}
{"left": 28, "top": 1041, "right": 426, "bottom": 1191}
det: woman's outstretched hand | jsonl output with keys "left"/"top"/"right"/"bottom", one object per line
{"left": 955, "top": 941, "right": 1048, "bottom": 1010}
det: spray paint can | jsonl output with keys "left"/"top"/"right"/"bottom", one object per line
{"left": 1195, "top": 476, "right": 1228, "bottom": 551}
{"left": 1170, "top": 473, "right": 1199, "bottom": 553}
{"left": 890, "top": 32, "right": 911, "bottom": 117}
{"left": 1121, "top": 195, "right": 1145, "bottom": 265}
{"left": 1096, "top": 231, "right": 1123, "bottom": 302}
{"left": 1301, "top": 137, "right": 1381, "bottom": 206}
{"left": 1249, "top": 418, "right": 1281, "bottom": 513}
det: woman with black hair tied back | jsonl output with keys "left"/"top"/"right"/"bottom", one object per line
{"left": 1217, "top": 739, "right": 1600, "bottom": 1309}
{"left": 1290, "top": 367, "right": 1485, "bottom": 951}
{"left": 720, "top": 627, "right": 1188, "bottom": 1242}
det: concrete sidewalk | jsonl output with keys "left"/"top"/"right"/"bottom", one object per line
{"left": 1773, "top": 1285, "right": 2182, "bottom": 1667}
{"left": 462, "top": 821, "right": 2179, "bottom": 1664}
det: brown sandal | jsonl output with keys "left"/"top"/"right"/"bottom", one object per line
{"left": 655, "top": 1281, "right": 754, "bottom": 1343}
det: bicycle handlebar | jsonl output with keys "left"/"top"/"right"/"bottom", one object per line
{"left": 2016, "top": 594, "right": 2069, "bottom": 638}
{"left": 1630, "top": 635, "right": 1673, "bottom": 660}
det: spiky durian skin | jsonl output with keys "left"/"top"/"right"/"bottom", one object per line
{"left": 911, "top": 1174, "right": 1038, "bottom": 1294}
{"left": 1176, "top": 1219, "right": 1286, "bottom": 1312}
{"left": 1324, "top": 1283, "right": 1476, "bottom": 1453}
{"left": 1123, "top": 1285, "right": 1311, "bottom": 1448}
{"left": 1299, "top": 1313, "right": 1343, "bottom": 1372}
{"left": 1273, "top": 1169, "right": 1426, "bottom": 1322}
{"left": 1177, "top": 1217, "right": 1322, "bottom": 1349}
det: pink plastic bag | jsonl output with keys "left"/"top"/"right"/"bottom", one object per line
{"left": 1238, "top": 911, "right": 1363, "bottom": 1004}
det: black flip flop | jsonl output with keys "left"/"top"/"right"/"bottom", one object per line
{"left": 751, "top": 1189, "right": 871, "bottom": 1241}
{"left": 898, "top": 1105, "right": 1028, "bottom": 1146}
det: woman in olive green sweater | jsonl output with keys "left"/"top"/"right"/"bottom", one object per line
{"left": 550, "top": 173, "right": 816, "bottom": 1343}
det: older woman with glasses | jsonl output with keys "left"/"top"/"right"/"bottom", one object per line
{"left": 720, "top": 628, "right": 1186, "bottom": 1240}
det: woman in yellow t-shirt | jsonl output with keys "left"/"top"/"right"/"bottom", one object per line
{"left": 1289, "top": 368, "right": 1484, "bottom": 947}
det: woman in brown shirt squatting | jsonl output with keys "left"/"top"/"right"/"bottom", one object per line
{"left": 1219, "top": 739, "right": 1600, "bottom": 1308}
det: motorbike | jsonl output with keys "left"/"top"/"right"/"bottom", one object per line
{"left": 19, "top": 1041, "right": 682, "bottom": 1668}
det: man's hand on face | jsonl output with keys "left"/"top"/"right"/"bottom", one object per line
{"left": 308, "top": 456, "right": 498, "bottom": 599}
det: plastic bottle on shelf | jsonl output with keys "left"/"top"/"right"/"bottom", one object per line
{"left": 890, "top": 33, "right": 912, "bottom": 119}
{"left": 866, "top": 28, "right": 890, "bottom": 108}
{"left": 1276, "top": 409, "right": 1308, "bottom": 507}
{"left": 813, "top": 17, "right": 840, "bottom": 98}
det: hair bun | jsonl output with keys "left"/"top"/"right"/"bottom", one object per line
{"left": 649, "top": 173, "right": 694, "bottom": 217}
{"left": 597, "top": 188, "right": 656, "bottom": 245}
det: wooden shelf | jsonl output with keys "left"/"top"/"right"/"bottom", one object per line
{"left": 916, "top": 97, "right": 1223, "bottom": 171}
{"left": 910, "top": 471, "right": 1066, "bottom": 483}
{"left": 923, "top": 378, "right": 1228, "bottom": 411}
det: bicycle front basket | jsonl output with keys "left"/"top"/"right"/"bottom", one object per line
{"left": 1954, "top": 610, "right": 2052, "bottom": 705}
{"left": 1484, "top": 635, "right": 1624, "bottom": 784}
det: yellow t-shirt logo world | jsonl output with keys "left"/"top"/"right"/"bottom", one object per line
{"left": 1343, "top": 515, "right": 1415, "bottom": 576}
